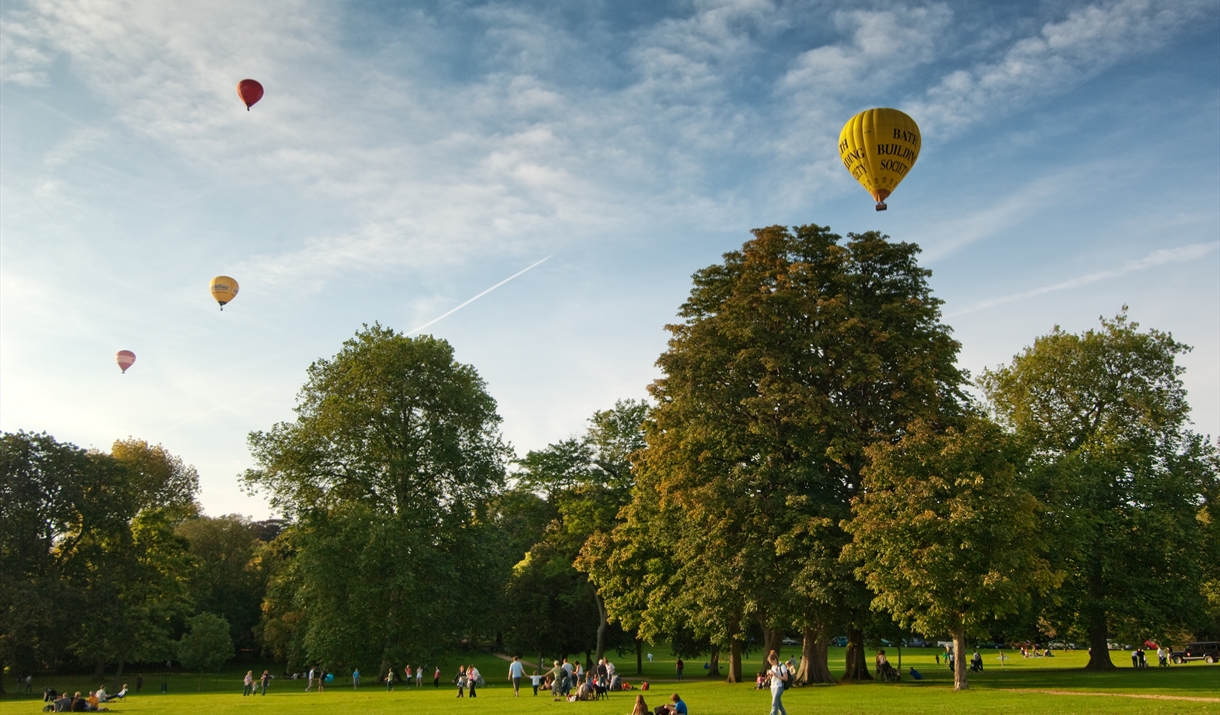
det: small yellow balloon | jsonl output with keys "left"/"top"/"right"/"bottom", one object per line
{"left": 838, "top": 108, "right": 921, "bottom": 211}
{"left": 210, "top": 276, "right": 239, "bottom": 310}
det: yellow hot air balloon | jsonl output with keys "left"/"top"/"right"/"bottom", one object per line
{"left": 838, "top": 108, "right": 921, "bottom": 211}
{"left": 210, "top": 276, "right": 239, "bottom": 310}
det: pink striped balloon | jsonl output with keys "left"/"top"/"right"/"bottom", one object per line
{"left": 116, "top": 350, "right": 136, "bottom": 374}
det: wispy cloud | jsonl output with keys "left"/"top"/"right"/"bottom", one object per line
{"left": 946, "top": 242, "right": 1220, "bottom": 317}
{"left": 909, "top": 0, "right": 1213, "bottom": 135}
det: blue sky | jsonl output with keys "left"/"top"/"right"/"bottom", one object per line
{"left": 2, "top": 0, "right": 1217, "bottom": 518}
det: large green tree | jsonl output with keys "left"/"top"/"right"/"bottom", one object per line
{"left": 1, "top": 432, "right": 92, "bottom": 686}
{"left": 593, "top": 225, "right": 964, "bottom": 683}
{"left": 981, "top": 311, "right": 1218, "bottom": 670}
{"left": 845, "top": 417, "right": 1059, "bottom": 690}
{"left": 176, "top": 515, "right": 277, "bottom": 652}
{"left": 177, "top": 612, "right": 234, "bottom": 690}
{"left": 1, "top": 433, "right": 199, "bottom": 684}
{"left": 243, "top": 325, "right": 510, "bottom": 673}
{"left": 508, "top": 400, "right": 646, "bottom": 669}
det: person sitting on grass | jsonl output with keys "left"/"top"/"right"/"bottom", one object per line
{"left": 629, "top": 694, "right": 650, "bottom": 715}
{"left": 908, "top": 668, "right": 922, "bottom": 680}
{"left": 664, "top": 692, "right": 688, "bottom": 714}
{"left": 114, "top": 685, "right": 128, "bottom": 700}
{"left": 52, "top": 692, "right": 71, "bottom": 712}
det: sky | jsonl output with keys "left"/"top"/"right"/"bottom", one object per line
{"left": 2, "top": 0, "right": 1217, "bottom": 519}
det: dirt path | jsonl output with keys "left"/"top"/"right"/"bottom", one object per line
{"left": 1012, "top": 689, "right": 1219, "bottom": 703}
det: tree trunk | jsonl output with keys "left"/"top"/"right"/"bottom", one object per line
{"left": 952, "top": 625, "right": 968, "bottom": 691}
{"left": 707, "top": 646, "right": 721, "bottom": 677}
{"left": 594, "top": 593, "right": 608, "bottom": 664}
{"left": 842, "top": 625, "right": 872, "bottom": 681}
{"left": 635, "top": 638, "right": 643, "bottom": 675}
{"left": 1085, "top": 618, "right": 1115, "bottom": 670}
{"left": 727, "top": 638, "right": 744, "bottom": 683}
{"left": 94, "top": 660, "right": 106, "bottom": 680}
{"left": 112, "top": 660, "right": 125, "bottom": 692}
{"left": 757, "top": 612, "right": 782, "bottom": 660}
{"left": 794, "top": 625, "right": 835, "bottom": 685}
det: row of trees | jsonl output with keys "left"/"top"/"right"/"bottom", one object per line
{"left": 4, "top": 223, "right": 1215, "bottom": 693}
{"left": 574, "top": 226, "right": 1217, "bottom": 690}
{"left": 0, "top": 434, "right": 283, "bottom": 689}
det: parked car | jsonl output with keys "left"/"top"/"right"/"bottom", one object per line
{"left": 903, "top": 638, "right": 928, "bottom": 648}
{"left": 1170, "top": 642, "right": 1220, "bottom": 664}
{"left": 831, "top": 636, "right": 848, "bottom": 647}
{"left": 781, "top": 637, "right": 800, "bottom": 645}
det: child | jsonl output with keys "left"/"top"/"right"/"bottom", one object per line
{"left": 530, "top": 671, "right": 541, "bottom": 696}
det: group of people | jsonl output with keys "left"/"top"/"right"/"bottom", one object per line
{"left": 241, "top": 670, "right": 271, "bottom": 695}
{"left": 453, "top": 664, "right": 483, "bottom": 697}
{"left": 41, "top": 685, "right": 126, "bottom": 712}
{"left": 535, "top": 655, "right": 619, "bottom": 701}
{"left": 873, "top": 650, "right": 899, "bottom": 681}
{"left": 379, "top": 664, "right": 440, "bottom": 689}
{"left": 629, "top": 692, "right": 689, "bottom": 715}
{"left": 1131, "top": 647, "right": 1159, "bottom": 668}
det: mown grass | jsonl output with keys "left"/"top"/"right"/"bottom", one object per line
{"left": 5, "top": 647, "right": 1216, "bottom": 714}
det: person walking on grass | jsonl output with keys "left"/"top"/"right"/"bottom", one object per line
{"left": 530, "top": 670, "right": 541, "bottom": 696}
{"left": 767, "top": 650, "right": 789, "bottom": 715}
{"left": 260, "top": 670, "right": 270, "bottom": 695}
{"left": 353, "top": 668, "right": 360, "bottom": 688}
{"left": 509, "top": 655, "right": 525, "bottom": 697}
{"left": 404, "top": 665, "right": 412, "bottom": 688}
{"left": 468, "top": 664, "right": 480, "bottom": 697}
{"left": 318, "top": 667, "right": 326, "bottom": 693}
{"left": 416, "top": 665, "right": 423, "bottom": 687}
{"left": 455, "top": 665, "right": 467, "bottom": 697}
{"left": 676, "top": 657, "right": 684, "bottom": 681}
{"left": 434, "top": 666, "right": 441, "bottom": 688}
{"left": 306, "top": 666, "right": 315, "bottom": 692}
{"left": 385, "top": 667, "right": 394, "bottom": 691}
{"left": 243, "top": 671, "right": 254, "bottom": 696}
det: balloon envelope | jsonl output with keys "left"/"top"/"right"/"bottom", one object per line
{"left": 838, "top": 108, "right": 921, "bottom": 210}
{"left": 236, "top": 79, "right": 264, "bottom": 110}
{"left": 116, "top": 350, "right": 136, "bottom": 373}
{"left": 210, "top": 276, "right": 239, "bottom": 310}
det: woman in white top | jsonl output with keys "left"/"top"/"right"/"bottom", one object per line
{"left": 767, "top": 650, "right": 788, "bottom": 715}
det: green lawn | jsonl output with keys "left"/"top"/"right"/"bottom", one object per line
{"left": 5, "top": 648, "right": 1217, "bottom": 714}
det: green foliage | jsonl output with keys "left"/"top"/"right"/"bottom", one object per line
{"left": 177, "top": 612, "right": 235, "bottom": 682}
{"left": 846, "top": 417, "right": 1060, "bottom": 688}
{"left": 243, "top": 325, "right": 510, "bottom": 669}
{"left": 505, "top": 399, "right": 647, "bottom": 662}
{"left": 592, "top": 225, "right": 965, "bottom": 681}
{"left": 176, "top": 515, "right": 278, "bottom": 651}
{"left": 0, "top": 431, "right": 200, "bottom": 678}
{"left": 981, "top": 310, "right": 1219, "bottom": 666}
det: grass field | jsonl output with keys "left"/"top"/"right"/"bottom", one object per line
{"left": 5, "top": 648, "right": 1217, "bottom": 714}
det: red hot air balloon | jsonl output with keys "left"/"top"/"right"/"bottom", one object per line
{"left": 116, "top": 350, "right": 136, "bottom": 374}
{"left": 236, "top": 79, "right": 264, "bottom": 110}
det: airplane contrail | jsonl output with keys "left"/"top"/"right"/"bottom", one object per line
{"left": 407, "top": 255, "right": 551, "bottom": 335}
{"left": 156, "top": 256, "right": 553, "bottom": 435}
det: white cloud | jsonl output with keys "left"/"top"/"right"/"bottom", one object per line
{"left": 910, "top": 0, "right": 1213, "bottom": 135}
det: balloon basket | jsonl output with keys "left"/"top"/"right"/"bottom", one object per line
{"left": 875, "top": 202, "right": 888, "bottom": 211}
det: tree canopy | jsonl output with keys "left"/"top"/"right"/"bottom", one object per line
{"left": 243, "top": 325, "right": 510, "bottom": 671}
{"left": 846, "top": 417, "right": 1059, "bottom": 689}
{"left": 591, "top": 224, "right": 966, "bottom": 682}
{"left": 981, "top": 310, "right": 1218, "bottom": 669}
